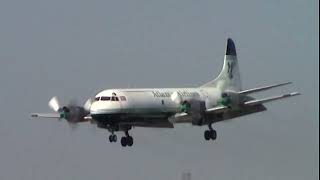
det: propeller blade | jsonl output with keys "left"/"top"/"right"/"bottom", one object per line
{"left": 171, "top": 91, "right": 182, "bottom": 104}
{"left": 83, "top": 98, "right": 93, "bottom": 112}
{"left": 48, "top": 96, "right": 92, "bottom": 126}
{"left": 48, "top": 96, "right": 60, "bottom": 112}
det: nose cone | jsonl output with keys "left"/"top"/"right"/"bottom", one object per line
{"left": 89, "top": 101, "right": 100, "bottom": 114}
{"left": 90, "top": 101, "right": 109, "bottom": 114}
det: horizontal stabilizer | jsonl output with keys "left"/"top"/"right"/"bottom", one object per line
{"left": 244, "top": 92, "right": 300, "bottom": 106}
{"left": 239, "top": 82, "right": 292, "bottom": 95}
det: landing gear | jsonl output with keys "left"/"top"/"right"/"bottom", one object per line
{"left": 108, "top": 134, "right": 117, "bottom": 143}
{"left": 106, "top": 125, "right": 134, "bottom": 147}
{"left": 204, "top": 129, "right": 217, "bottom": 140}
{"left": 204, "top": 124, "right": 217, "bottom": 141}
{"left": 120, "top": 131, "right": 134, "bottom": 147}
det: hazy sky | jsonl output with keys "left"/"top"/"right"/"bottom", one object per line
{"left": 0, "top": 0, "right": 318, "bottom": 180}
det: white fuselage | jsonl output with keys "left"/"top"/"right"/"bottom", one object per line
{"left": 90, "top": 87, "right": 222, "bottom": 118}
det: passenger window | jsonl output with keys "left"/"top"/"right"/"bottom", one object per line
{"left": 111, "top": 97, "right": 119, "bottom": 101}
{"left": 120, "top": 96, "right": 126, "bottom": 101}
{"left": 101, "top": 96, "right": 111, "bottom": 101}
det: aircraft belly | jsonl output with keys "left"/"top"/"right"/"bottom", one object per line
{"left": 92, "top": 112, "right": 173, "bottom": 129}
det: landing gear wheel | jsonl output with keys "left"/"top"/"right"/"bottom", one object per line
{"left": 108, "top": 134, "right": 117, "bottom": 143}
{"left": 204, "top": 130, "right": 211, "bottom": 141}
{"left": 204, "top": 129, "right": 217, "bottom": 141}
{"left": 210, "top": 130, "right": 217, "bottom": 140}
{"left": 112, "top": 134, "right": 117, "bottom": 142}
{"left": 127, "top": 136, "right": 133, "bottom": 147}
{"left": 121, "top": 137, "right": 127, "bottom": 147}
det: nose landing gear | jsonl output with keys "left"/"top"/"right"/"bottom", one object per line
{"left": 108, "top": 134, "right": 117, "bottom": 143}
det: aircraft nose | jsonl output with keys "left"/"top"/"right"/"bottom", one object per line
{"left": 90, "top": 101, "right": 122, "bottom": 115}
{"left": 90, "top": 101, "right": 102, "bottom": 114}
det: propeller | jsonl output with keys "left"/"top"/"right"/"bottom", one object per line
{"left": 170, "top": 91, "right": 182, "bottom": 104}
{"left": 48, "top": 96, "right": 92, "bottom": 126}
{"left": 48, "top": 96, "right": 60, "bottom": 112}
{"left": 83, "top": 98, "right": 93, "bottom": 112}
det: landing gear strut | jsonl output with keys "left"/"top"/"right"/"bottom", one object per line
{"left": 204, "top": 123, "right": 217, "bottom": 141}
{"left": 121, "top": 131, "right": 134, "bottom": 147}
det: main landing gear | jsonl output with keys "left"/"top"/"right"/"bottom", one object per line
{"left": 107, "top": 131, "right": 134, "bottom": 147}
{"left": 120, "top": 131, "right": 133, "bottom": 147}
{"left": 204, "top": 123, "right": 217, "bottom": 141}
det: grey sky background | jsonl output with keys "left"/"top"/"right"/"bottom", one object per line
{"left": 0, "top": 0, "right": 318, "bottom": 180}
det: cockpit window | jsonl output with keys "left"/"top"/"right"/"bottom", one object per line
{"left": 101, "top": 96, "right": 111, "bottom": 101}
{"left": 95, "top": 97, "right": 100, "bottom": 101}
{"left": 111, "top": 97, "right": 119, "bottom": 101}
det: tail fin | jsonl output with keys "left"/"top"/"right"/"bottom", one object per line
{"left": 201, "top": 38, "right": 242, "bottom": 91}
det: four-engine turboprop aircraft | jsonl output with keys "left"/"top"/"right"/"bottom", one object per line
{"left": 31, "top": 38, "right": 300, "bottom": 147}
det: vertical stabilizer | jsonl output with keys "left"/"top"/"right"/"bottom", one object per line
{"left": 201, "top": 38, "right": 242, "bottom": 91}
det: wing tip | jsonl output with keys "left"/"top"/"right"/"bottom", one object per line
{"left": 31, "top": 114, "right": 38, "bottom": 117}
{"left": 290, "top": 92, "right": 301, "bottom": 96}
{"left": 283, "top": 81, "right": 293, "bottom": 85}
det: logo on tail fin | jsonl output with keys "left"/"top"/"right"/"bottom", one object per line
{"left": 227, "top": 61, "right": 234, "bottom": 79}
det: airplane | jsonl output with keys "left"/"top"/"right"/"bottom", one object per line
{"left": 31, "top": 38, "right": 300, "bottom": 147}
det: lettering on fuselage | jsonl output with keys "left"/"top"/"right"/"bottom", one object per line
{"left": 152, "top": 90, "right": 197, "bottom": 98}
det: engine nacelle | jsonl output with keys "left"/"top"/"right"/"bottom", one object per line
{"left": 169, "top": 99, "right": 206, "bottom": 126}
{"left": 170, "top": 91, "right": 207, "bottom": 125}
{"left": 59, "top": 106, "right": 89, "bottom": 123}
{"left": 218, "top": 90, "right": 242, "bottom": 108}
{"left": 189, "top": 100, "right": 206, "bottom": 126}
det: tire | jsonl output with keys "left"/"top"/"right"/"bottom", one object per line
{"left": 210, "top": 130, "right": 217, "bottom": 140}
{"left": 127, "top": 136, "right": 133, "bottom": 147}
{"left": 108, "top": 135, "right": 113, "bottom": 142}
{"left": 112, "top": 135, "right": 117, "bottom": 142}
{"left": 121, "top": 137, "right": 127, "bottom": 147}
{"left": 204, "top": 130, "right": 211, "bottom": 141}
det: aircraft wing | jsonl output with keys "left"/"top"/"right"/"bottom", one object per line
{"left": 206, "top": 106, "right": 229, "bottom": 114}
{"left": 238, "top": 82, "right": 292, "bottom": 95}
{"left": 31, "top": 113, "right": 60, "bottom": 118}
{"left": 206, "top": 92, "right": 300, "bottom": 114}
{"left": 243, "top": 92, "right": 300, "bottom": 106}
